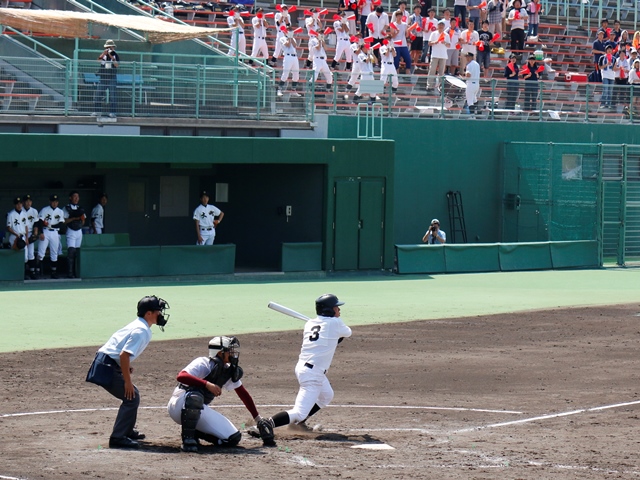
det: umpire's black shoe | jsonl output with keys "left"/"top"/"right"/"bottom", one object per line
{"left": 109, "top": 436, "right": 140, "bottom": 449}
{"left": 128, "top": 429, "right": 146, "bottom": 440}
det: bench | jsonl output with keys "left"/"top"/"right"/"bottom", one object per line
{"left": 0, "top": 93, "right": 40, "bottom": 112}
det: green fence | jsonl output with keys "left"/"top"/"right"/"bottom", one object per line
{"left": 503, "top": 142, "right": 640, "bottom": 266}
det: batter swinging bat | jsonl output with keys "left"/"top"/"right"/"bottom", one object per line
{"left": 267, "top": 302, "right": 310, "bottom": 322}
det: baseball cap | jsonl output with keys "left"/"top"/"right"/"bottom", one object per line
{"left": 200, "top": 190, "right": 209, "bottom": 197}
{"left": 13, "top": 196, "right": 22, "bottom": 205}
{"left": 431, "top": 218, "right": 440, "bottom": 225}
{"left": 49, "top": 194, "right": 59, "bottom": 201}
{"left": 23, "top": 194, "right": 32, "bottom": 201}
{"left": 465, "top": 52, "right": 474, "bottom": 57}
{"left": 632, "top": 48, "right": 638, "bottom": 53}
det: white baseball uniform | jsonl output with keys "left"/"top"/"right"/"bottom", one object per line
{"left": 465, "top": 59, "right": 481, "bottom": 108}
{"left": 305, "top": 16, "right": 321, "bottom": 60}
{"left": 380, "top": 45, "right": 399, "bottom": 88}
{"left": 227, "top": 14, "right": 246, "bottom": 56}
{"left": 6, "top": 207, "right": 27, "bottom": 260}
{"left": 64, "top": 203, "right": 84, "bottom": 249}
{"left": 193, "top": 202, "right": 221, "bottom": 245}
{"left": 309, "top": 37, "right": 332, "bottom": 85}
{"left": 347, "top": 43, "right": 363, "bottom": 88}
{"left": 333, "top": 20, "right": 353, "bottom": 64}
{"left": 167, "top": 357, "right": 242, "bottom": 441}
{"left": 251, "top": 16, "right": 269, "bottom": 59}
{"left": 355, "top": 50, "right": 375, "bottom": 96}
{"left": 91, "top": 203, "right": 105, "bottom": 234}
{"left": 286, "top": 314, "right": 352, "bottom": 423}
{"left": 38, "top": 205, "right": 64, "bottom": 262}
{"left": 280, "top": 36, "right": 300, "bottom": 82}
{"left": 273, "top": 11, "right": 291, "bottom": 59}
{"left": 23, "top": 206, "right": 39, "bottom": 261}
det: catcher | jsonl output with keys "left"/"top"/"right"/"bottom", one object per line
{"left": 167, "top": 336, "right": 271, "bottom": 452}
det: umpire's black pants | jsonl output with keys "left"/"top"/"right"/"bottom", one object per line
{"left": 97, "top": 353, "right": 140, "bottom": 439}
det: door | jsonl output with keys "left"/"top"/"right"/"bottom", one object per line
{"left": 127, "top": 177, "right": 155, "bottom": 245}
{"left": 333, "top": 178, "right": 385, "bottom": 270}
{"left": 502, "top": 167, "right": 548, "bottom": 242}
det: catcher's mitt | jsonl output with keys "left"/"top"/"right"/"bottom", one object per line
{"left": 257, "top": 418, "right": 276, "bottom": 447}
{"left": 28, "top": 234, "right": 37, "bottom": 243}
{"left": 14, "top": 236, "right": 26, "bottom": 250}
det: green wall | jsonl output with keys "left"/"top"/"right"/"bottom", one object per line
{"left": 327, "top": 117, "right": 640, "bottom": 245}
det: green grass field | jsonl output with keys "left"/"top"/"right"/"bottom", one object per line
{"left": 3, "top": 268, "right": 640, "bottom": 353}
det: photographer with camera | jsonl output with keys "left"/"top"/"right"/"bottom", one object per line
{"left": 422, "top": 218, "right": 446, "bottom": 244}
{"left": 92, "top": 39, "right": 120, "bottom": 118}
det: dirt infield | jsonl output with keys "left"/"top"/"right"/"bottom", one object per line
{"left": 2, "top": 304, "right": 640, "bottom": 479}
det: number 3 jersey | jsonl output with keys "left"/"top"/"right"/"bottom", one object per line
{"left": 299, "top": 315, "right": 352, "bottom": 373}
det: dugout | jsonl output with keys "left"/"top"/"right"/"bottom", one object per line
{"left": 0, "top": 135, "right": 395, "bottom": 277}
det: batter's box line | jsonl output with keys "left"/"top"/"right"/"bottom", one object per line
{"left": 454, "top": 399, "right": 640, "bottom": 433}
{"left": 0, "top": 404, "right": 523, "bottom": 418}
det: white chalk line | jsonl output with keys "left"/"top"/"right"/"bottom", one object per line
{"left": 455, "top": 399, "right": 640, "bottom": 433}
{"left": 0, "top": 475, "right": 23, "bottom": 480}
{"left": 0, "top": 403, "right": 522, "bottom": 419}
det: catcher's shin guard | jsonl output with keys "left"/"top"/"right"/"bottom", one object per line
{"left": 181, "top": 392, "right": 204, "bottom": 451}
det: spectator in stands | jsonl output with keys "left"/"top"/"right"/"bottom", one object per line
{"left": 426, "top": 20, "right": 450, "bottom": 91}
{"left": 477, "top": 20, "right": 493, "bottom": 77}
{"left": 521, "top": 54, "right": 540, "bottom": 111}
{"left": 360, "top": 0, "right": 375, "bottom": 36}
{"left": 486, "top": 0, "right": 504, "bottom": 38}
{"left": 227, "top": 5, "right": 246, "bottom": 57}
{"left": 340, "top": 0, "right": 360, "bottom": 35}
{"left": 630, "top": 48, "right": 638, "bottom": 67}
{"left": 613, "top": 48, "right": 630, "bottom": 109}
{"left": 250, "top": 8, "right": 269, "bottom": 63}
{"left": 421, "top": 8, "right": 438, "bottom": 65}
{"left": 599, "top": 45, "right": 616, "bottom": 109}
{"left": 309, "top": 31, "right": 333, "bottom": 92}
{"left": 526, "top": 0, "right": 541, "bottom": 39}
{"left": 445, "top": 17, "right": 461, "bottom": 75}
{"left": 409, "top": 5, "right": 424, "bottom": 69}
{"left": 467, "top": 0, "right": 483, "bottom": 34}
{"left": 633, "top": 31, "right": 640, "bottom": 52}
{"left": 305, "top": 9, "right": 323, "bottom": 68}
{"left": 379, "top": 39, "right": 399, "bottom": 95}
{"left": 507, "top": 0, "right": 528, "bottom": 55}
{"left": 422, "top": 218, "right": 446, "bottom": 244}
{"left": 592, "top": 30, "right": 607, "bottom": 69}
{"left": 332, "top": 12, "right": 353, "bottom": 70}
{"left": 599, "top": 19, "right": 610, "bottom": 41}
{"left": 271, "top": 4, "right": 291, "bottom": 66}
{"left": 504, "top": 53, "right": 520, "bottom": 110}
{"left": 611, "top": 20, "right": 623, "bottom": 44}
{"left": 453, "top": 0, "right": 467, "bottom": 29}
{"left": 92, "top": 39, "right": 119, "bottom": 118}
{"left": 459, "top": 19, "right": 479, "bottom": 73}
{"left": 628, "top": 59, "right": 640, "bottom": 114}
{"left": 277, "top": 26, "right": 302, "bottom": 97}
{"left": 345, "top": 39, "right": 363, "bottom": 98}
{"left": 365, "top": 6, "right": 390, "bottom": 60}
{"left": 389, "top": 10, "right": 412, "bottom": 73}
{"left": 418, "top": 0, "right": 432, "bottom": 17}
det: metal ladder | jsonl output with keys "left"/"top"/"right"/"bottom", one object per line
{"left": 446, "top": 191, "right": 468, "bottom": 244}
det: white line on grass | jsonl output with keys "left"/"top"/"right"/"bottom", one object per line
{"left": 0, "top": 403, "right": 523, "bottom": 418}
{"left": 455, "top": 399, "right": 640, "bottom": 433}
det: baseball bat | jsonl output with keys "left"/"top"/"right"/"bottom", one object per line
{"left": 267, "top": 302, "right": 310, "bottom": 322}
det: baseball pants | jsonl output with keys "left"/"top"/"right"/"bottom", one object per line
{"left": 381, "top": 64, "right": 399, "bottom": 88}
{"left": 334, "top": 40, "right": 353, "bottom": 64}
{"left": 273, "top": 33, "right": 285, "bottom": 59}
{"left": 99, "top": 359, "right": 141, "bottom": 439}
{"left": 167, "top": 392, "right": 238, "bottom": 440}
{"left": 251, "top": 37, "right": 269, "bottom": 59}
{"left": 198, "top": 228, "right": 216, "bottom": 245}
{"left": 286, "top": 361, "right": 334, "bottom": 424}
{"left": 66, "top": 229, "right": 83, "bottom": 249}
{"left": 466, "top": 81, "right": 480, "bottom": 107}
{"left": 38, "top": 229, "right": 60, "bottom": 262}
{"left": 228, "top": 32, "right": 246, "bottom": 56}
{"left": 94, "top": 227, "right": 103, "bottom": 234}
{"left": 313, "top": 60, "right": 333, "bottom": 84}
{"left": 281, "top": 55, "right": 300, "bottom": 82}
{"left": 347, "top": 64, "right": 362, "bottom": 88}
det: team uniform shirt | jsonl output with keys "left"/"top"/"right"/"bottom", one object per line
{"left": 358, "top": 51, "right": 374, "bottom": 75}
{"left": 298, "top": 315, "right": 352, "bottom": 373}
{"left": 91, "top": 203, "right": 105, "bottom": 231}
{"left": 429, "top": 30, "right": 450, "bottom": 58}
{"left": 6, "top": 208, "right": 26, "bottom": 237}
{"left": 227, "top": 14, "right": 245, "bottom": 35}
{"left": 170, "top": 357, "right": 241, "bottom": 399}
{"left": 23, "top": 207, "right": 38, "bottom": 235}
{"left": 98, "top": 317, "right": 152, "bottom": 364}
{"left": 380, "top": 46, "right": 399, "bottom": 88}
{"left": 193, "top": 203, "right": 221, "bottom": 229}
{"left": 39, "top": 205, "right": 64, "bottom": 231}
{"left": 305, "top": 16, "right": 321, "bottom": 35}
{"left": 508, "top": 7, "right": 528, "bottom": 30}
{"left": 348, "top": 45, "right": 363, "bottom": 86}
{"left": 365, "top": 11, "right": 389, "bottom": 39}
{"left": 251, "top": 16, "right": 269, "bottom": 58}
{"left": 273, "top": 11, "right": 291, "bottom": 58}
{"left": 460, "top": 28, "right": 479, "bottom": 54}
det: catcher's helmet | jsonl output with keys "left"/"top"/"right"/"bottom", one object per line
{"left": 208, "top": 336, "right": 240, "bottom": 360}
{"left": 315, "top": 294, "right": 344, "bottom": 317}
{"left": 136, "top": 295, "right": 170, "bottom": 328}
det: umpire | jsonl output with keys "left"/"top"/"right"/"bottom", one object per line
{"left": 86, "top": 296, "right": 170, "bottom": 449}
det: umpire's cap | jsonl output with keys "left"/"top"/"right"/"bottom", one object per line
{"left": 315, "top": 294, "right": 344, "bottom": 317}
{"left": 137, "top": 295, "right": 169, "bottom": 317}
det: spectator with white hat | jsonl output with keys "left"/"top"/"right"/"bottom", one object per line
{"left": 422, "top": 219, "right": 446, "bottom": 244}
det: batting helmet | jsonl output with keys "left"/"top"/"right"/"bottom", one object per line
{"left": 208, "top": 336, "right": 240, "bottom": 360}
{"left": 315, "top": 294, "right": 344, "bottom": 317}
{"left": 136, "top": 295, "right": 170, "bottom": 328}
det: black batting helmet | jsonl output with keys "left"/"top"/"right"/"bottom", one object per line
{"left": 315, "top": 294, "right": 344, "bottom": 317}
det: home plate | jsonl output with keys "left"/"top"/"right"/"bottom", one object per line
{"left": 351, "top": 443, "right": 395, "bottom": 450}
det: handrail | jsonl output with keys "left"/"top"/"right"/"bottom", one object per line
{"left": 0, "top": 25, "right": 70, "bottom": 61}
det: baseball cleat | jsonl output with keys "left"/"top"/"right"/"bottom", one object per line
{"left": 181, "top": 438, "right": 199, "bottom": 453}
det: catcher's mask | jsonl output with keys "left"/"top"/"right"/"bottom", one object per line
{"left": 208, "top": 336, "right": 240, "bottom": 366}
{"left": 136, "top": 295, "right": 170, "bottom": 331}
